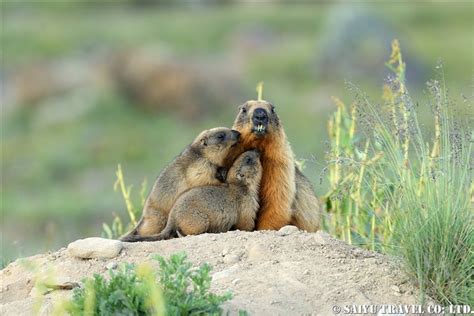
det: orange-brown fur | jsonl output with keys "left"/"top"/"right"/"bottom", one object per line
{"left": 228, "top": 100, "right": 320, "bottom": 231}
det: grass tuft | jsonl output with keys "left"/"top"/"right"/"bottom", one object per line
{"left": 102, "top": 164, "right": 147, "bottom": 239}
{"left": 324, "top": 40, "right": 473, "bottom": 304}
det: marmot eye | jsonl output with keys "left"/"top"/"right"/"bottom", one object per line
{"left": 217, "top": 133, "right": 225, "bottom": 141}
{"left": 245, "top": 157, "right": 253, "bottom": 164}
{"left": 271, "top": 106, "right": 275, "bottom": 113}
{"left": 241, "top": 107, "right": 247, "bottom": 114}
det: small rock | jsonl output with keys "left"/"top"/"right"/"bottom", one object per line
{"left": 312, "top": 233, "right": 327, "bottom": 245}
{"left": 231, "top": 278, "right": 240, "bottom": 285}
{"left": 67, "top": 237, "right": 123, "bottom": 259}
{"left": 106, "top": 262, "right": 118, "bottom": 270}
{"left": 391, "top": 285, "right": 400, "bottom": 293}
{"left": 246, "top": 242, "right": 268, "bottom": 261}
{"left": 277, "top": 225, "right": 299, "bottom": 236}
{"left": 223, "top": 254, "right": 240, "bottom": 264}
{"left": 303, "top": 269, "right": 310, "bottom": 275}
{"left": 222, "top": 248, "right": 229, "bottom": 257}
{"left": 212, "top": 264, "right": 239, "bottom": 281}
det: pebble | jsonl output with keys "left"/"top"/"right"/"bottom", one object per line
{"left": 277, "top": 225, "right": 299, "bottom": 236}
{"left": 312, "top": 233, "right": 327, "bottom": 245}
{"left": 231, "top": 278, "right": 240, "bottom": 285}
{"left": 67, "top": 237, "right": 123, "bottom": 259}
{"left": 106, "top": 262, "right": 118, "bottom": 270}
{"left": 223, "top": 254, "right": 240, "bottom": 264}
{"left": 391, "top": 285, "right": 400, "bottom": 293}
{"left": 212, "top": 264, "right": 239, "bottom": 281}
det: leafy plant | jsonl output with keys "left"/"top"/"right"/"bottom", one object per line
{"left": 66, "top": 253, "right": 232, "bottom": 315}
{"left": 155, "top": 253, "right": 232, "bottom": 315}
{"left": 323, "top": 39, "right": 473, "bottom": 304}
{"left": 67, "top": 264, "right": 161, "bottom": 315}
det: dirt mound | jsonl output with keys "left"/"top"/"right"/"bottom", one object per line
{"left": 0, "top": 228, "right": 427, "bottom": 315}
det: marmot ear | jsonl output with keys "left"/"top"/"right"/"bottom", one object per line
{"left": 236, "top": 173, "right": 244, "bottom": 180}
{"left": 200, "top": 137, "right": 207, "bottom": 146}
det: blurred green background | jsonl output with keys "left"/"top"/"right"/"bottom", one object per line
{"left": 1, "top": 1, "right": 472, "bottom": 264}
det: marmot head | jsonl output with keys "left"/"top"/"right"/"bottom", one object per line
{"left": 227, "top": 150, "right": 262, "bottom": 186}
{"left": 193, "top": 127, "right": 241, "bottom": 165}
{"left": 232, "top": 100, "right": 281, "bottom": 141}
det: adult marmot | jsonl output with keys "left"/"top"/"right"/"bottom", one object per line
{"left": 227, "top": 100, "right": 321, "bottom": 232}
{"left": 132, "top": 150, "right": 262, "bottom": 241}
{"left": 121, "top": 127, "right": 241, "bottom": 242}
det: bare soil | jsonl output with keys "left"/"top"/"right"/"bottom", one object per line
{"left": 0, "top": 228, "right": 428, "bottom": 315}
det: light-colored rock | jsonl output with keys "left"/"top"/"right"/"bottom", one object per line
{"left": 223, "top": 254, "right": 240, "bottom": 264}
{"left": 277, "top": 225, "right": 299, "bottom": 236}
{"left": 105, "top": 262, "right": 118, "bottom": 270}
{"left": 67, "top": 237, "right": 122, "bottom": 259}
{"left": 212, "top": 264, "right": 240, "bottom": 281}
{"left": 231, "top": 278, "right": 240, "bottom": 285}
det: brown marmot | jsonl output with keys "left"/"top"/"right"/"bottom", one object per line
{"left": 132, "top": 150, "right": 262, "bottom": 241}
{"left": 121, "top": 127, "right": 241, "bottom": 242}
{"left": 226, "top": 100, "right": 321, "bottom": 232}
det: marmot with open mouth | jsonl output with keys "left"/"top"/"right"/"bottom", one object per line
{"left": 226, "top": 100, "right": 321, "bottom": 232}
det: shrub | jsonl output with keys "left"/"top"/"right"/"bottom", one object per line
{"left": 155, "top": 253, "right": 232, "bottom": 315}
{"left": 66, "top": 253, "right": 232, "bottom": 315}
{"left": 323, "top": 40, "right": 473, "bottom": 304}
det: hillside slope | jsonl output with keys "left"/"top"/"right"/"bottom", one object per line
{"left": 0, "top": 227, "right": 428, "bottom": 315}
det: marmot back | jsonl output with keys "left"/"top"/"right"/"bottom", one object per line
{"left": 133, "top": 150, "right": 262, "bottom": 241}
{"left": 121, "top": 127, "right": 241, "bottom": 242}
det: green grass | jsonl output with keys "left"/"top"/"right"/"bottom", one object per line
{"left": 65, "top": 253, "right": 232, "bottom": 315}
{"left": 323, "top": 40, "right": 473, "bottom": 304}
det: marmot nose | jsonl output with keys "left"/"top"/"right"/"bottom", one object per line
{"left": 253, "top": 108, "right": 268, "bottom": 124}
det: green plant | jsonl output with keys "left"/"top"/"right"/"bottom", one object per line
{"left": 324, "top": 40, "right": 473, "bottom": 304}
{"left": 66, "top": 253, "right": 232, "bottom": 315}
{"left": 67, "top": 263, "right": 163, "bottom": 315}
{"left": 155, "top": 253, "right": 232, "bottom": 315}
{"left": 102, "top": 164, "right": 148, "bottom": 239}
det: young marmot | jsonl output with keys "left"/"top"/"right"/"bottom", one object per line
{"left": 130, "top": 150, "right": 262, "bottom": 241}
{"left": 121, "top": 127, "right": 241, "bottom": 242}
{"left": 226, "top": 100, "right": 321, "bottom": 232}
